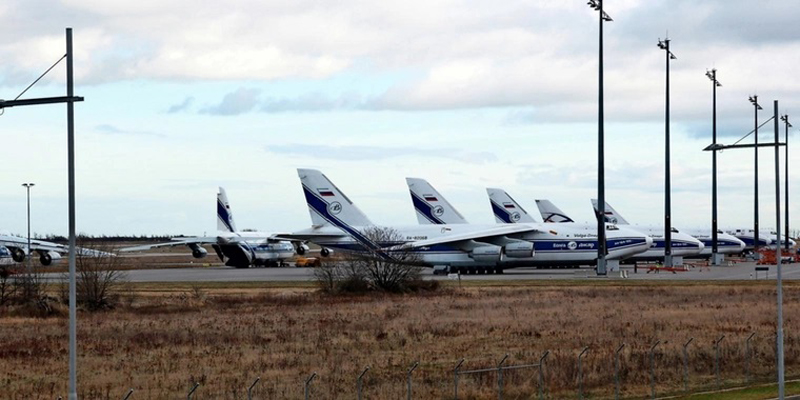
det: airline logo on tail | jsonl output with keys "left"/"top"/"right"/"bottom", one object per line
{"left": 535, "top": 200, "right": 574, "bottom": 223}
{"left": 298, "top": 169, "right": 390, "bottom": 259}
{"left": 486, "top": 188, "right": 535, "bottom": 224}
{"left": 490, "top": 200, "right": 522, "bottom": 223}
{"left": 590, "top": 199, "right": 629, "bottom": 225}
{"left": 406, "top": 178, "right": 468, "bottom": 225}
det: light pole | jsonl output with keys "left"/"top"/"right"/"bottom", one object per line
{"left": 749, "top": 95, "right": 763, "bottom": 255}
{"left": 706, "top": 69, "right": 722, "bottom": 265}
{"left": 0, "top": 28, "right": 82, "bottom": 400}
{"left": 21, "top": 183, "right": 35, "bottom": 271}
{"left": 587, "top": 0, "right": 613, "bottom": 276}
{"left": 773, "top": 100, "right": 785, "bottom": 399}
{"left": 781, "top": 114, "right": 792, "bottom": 251}
{"left": 658, "top": 37, "right": 676, "bottom": 267}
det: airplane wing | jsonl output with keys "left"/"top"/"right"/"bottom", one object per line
{"left": 271, "top": 233, "right": 346, "bottom": 242}
{"left": 0, "top": 235, "right": 112, "bottom": 257}
{"left": 400, "top": 224, "right": 541, "bottom": 249}
{"left": 120, "top": 237, "right": 218, "bottom": 252}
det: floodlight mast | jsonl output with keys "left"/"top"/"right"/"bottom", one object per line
{"left": 706, "top": 69, "right": 722, "bottom": 264}
{"left": 658, "top": 37, "right": 676, "bottom": 267}
{"left": 774, "top": 100, "right": 785, "bottom": 399}
{"left": 0, "top": 28, "right": 83, "bottom": 400}
{"left": 749, "top": 95, "right": 762, "bottom": 255}
{"left": 780, "top": 114, "right": 792, "bottom": 252}
{"left": 587, "top": 0, "right": 612, "bottom": 276}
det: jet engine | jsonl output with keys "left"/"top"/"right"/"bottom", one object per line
{"left": 39, "top": 251, "right": 61, "bottom": 266}
{"left": 188, "top": 243, "right": 208, "bottom": 259}
{"left": 11, "top": 248, "right": 26, "bottom": 262}
{"left": 504, "top": 241, "right": 534, "bottom": 258}
{"left": 296, "top": 243, "right": 310, "bottom": 255}
{"left": 469, "top": 246, "right": 502, "bottom": 262}
{"left": 320, "top": 247, "right": 333, "bottom": 257}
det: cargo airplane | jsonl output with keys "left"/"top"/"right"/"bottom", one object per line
{"left": 120, "top": 187, "right": 297, "bottom": 268}
{"left": 724, "top": 228, "right": 795, "bottom": 251}
{"left": 279, "top": 170, "right": 652, "bottom": 275}
{"left": 408, "top": 180, "right": 652, "bottom": 269}
{"left": 0, "top": 232, "right": 110, "bottom": 266}
{"left": 582, "top": 200, "right": 743, "bottom": 258}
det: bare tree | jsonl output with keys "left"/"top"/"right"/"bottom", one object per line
{"left": 0, "top": 266, "right": 18, "bottom": 306}
{"left": 313, "top": 226, "right": 424, "bottom": 293}
{"left": 65, "top": 242, "right": 128, "bottom": 310}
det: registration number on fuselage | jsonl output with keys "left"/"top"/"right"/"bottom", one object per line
{"left": 406, "top": 236, "right": 428, "bottom": 240}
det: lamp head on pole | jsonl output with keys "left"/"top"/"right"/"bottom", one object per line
{"left": 587, "top": 0, "right": 613, "bottom": 21}
{"left": 21, "top": 183, "right": 35, "bottom": 189}
{"left": 706, "top": 69, "right": 722, "bottom": 87}
{"left": 781, "top": 115, "right": 793, "bottom": 128}
{"left": 658, "top": 38, "right": 676, "bottom": 59}
{"left": 749, "top": 95, "right": 763, "bottom": 110}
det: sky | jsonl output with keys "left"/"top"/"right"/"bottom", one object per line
{"left": 1, "top": 0, "right": 799, "bottom": 237}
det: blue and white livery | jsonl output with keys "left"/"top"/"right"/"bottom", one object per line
{"left": 587, "top": 200, "right": 710, "bottom": 261}
{"left": 280, "top": 169, "right": 653, "bottom": 274}
{"left": 0, "top": 232, "right": 109, "bottom": 266}
{"left": 120, "top": 187, "right": 296, "bottom": 268}
{"left": 487, "top": 188, "right": 537, "bottom": 224}
{"left": 406, "top": 177, "right": 468, "bottom": 225}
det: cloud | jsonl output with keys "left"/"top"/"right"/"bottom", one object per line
{"left": 95, "top": 124, "right": 165, "bottom": 138}
{"left": 260, "top": 92, "right": 364, "bottom": 113}
{"left": 200, "top": 87, "right": 260, "bottom": 116}
{"left": 167, "top": 96, "right": 193, "bottom": 113}
{"left": 266, "top": 143, "right": 497, "bottom": 164}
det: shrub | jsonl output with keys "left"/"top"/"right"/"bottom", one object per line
{"left": 313, "top": 226, "right": 430, "bottom": 294}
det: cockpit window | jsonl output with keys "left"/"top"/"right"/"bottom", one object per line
{"left": 671, "top": 227, "right": 679, "bottom": 233}
{"left": 606, "top": 224, "right": 619, "bottom": 231}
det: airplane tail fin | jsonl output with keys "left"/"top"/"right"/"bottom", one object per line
{"left": 217, "top": 187, "right": 237, "bottom": 232}
{"left": 535, "top": 199, "right": 575, "bottom": 223}
{"left": 406, "top": 178, "right": 468, "bottom": 225}
{"left": 298, "top": 168, "right": 373, "bottom": 228}
{"left": 486, "top": 188, "right": 536, "bottom": 223}
{"left": 590, "top": 199, "right": 630, "bottom": 225}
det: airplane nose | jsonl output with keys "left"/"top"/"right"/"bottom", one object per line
{"left": 645, "top": 235, "right": 654, "bottom": 247}
{"left": 696, "top": 240, "right": 705, "bottom": 251}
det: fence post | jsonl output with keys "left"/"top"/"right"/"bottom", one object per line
{"left": 578, "top": 347, "right": 589, "bottom": 400}
{"left": 407, "top": 361, "right": 419, "bottom": 400}
{"left": 187, "top": 382, "right": 200, "bottom": 400}
{"left": 683, "top": 337, "right": 694, "bottom": 393}
{"left": 650, "top": 340, "right": 660, "bottom": 400}
{"left": 614, "top": 343, "right": 625, "bottom": 400}
{"left": 304, "top": 372, "right": 317, "bottom": 400}
{"left": 357, "top": 366, "right": 370, "bottom": 400}
{"left": 497, "top": 354, "right": 509, "bottom": 400}
{"left": 715, "top": 335, "right": 726, "bottom": 389}
{"left": 247, "top": 377, "right": 260, "bottom": 400}
{"left": 122, "top": 389, "right": 134, "bottom": 400}
{"left": 454, "top": 359, "right": 465, "bottom": 400}
{"left": 538, "top": 350, "right": 550, "bottom": 400}
{"left": 745, "top": 333, "right": 756, "bottom": 383}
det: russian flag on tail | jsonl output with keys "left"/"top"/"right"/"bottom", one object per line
{"left": 317, "top": 188, "right": 335, "bottom": 197}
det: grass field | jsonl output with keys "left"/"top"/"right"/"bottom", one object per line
{"left": 1, "top": 281, "right": 800, "bottom": 399}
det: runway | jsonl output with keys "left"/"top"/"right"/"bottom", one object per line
{"left": 40, "top": 261, "right": 800, "bottom": 283}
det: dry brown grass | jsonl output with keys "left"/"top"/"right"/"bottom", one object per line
{"left": 1, "top": 283, "right": 800, "bottom": 399}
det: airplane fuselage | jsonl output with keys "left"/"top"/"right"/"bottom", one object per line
{"left": 614, "top": 226, "right": 704, "bottom": 261}
{"left": 681, "top": 229, "right": 746, "bottom": 256}
{"left": 293, "top": 223, "right": 652, "bottom": 268}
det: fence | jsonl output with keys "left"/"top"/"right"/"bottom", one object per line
{"left": 56, "top": 331, "right": 785, "bottom": 399}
